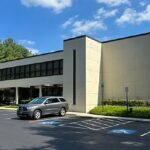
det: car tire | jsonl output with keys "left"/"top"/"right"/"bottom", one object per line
{"left": 33, "top": 110, "right": 42, "bottom": 120}
{"left": 59, "top": 108, "right": 66, "bottom": 116}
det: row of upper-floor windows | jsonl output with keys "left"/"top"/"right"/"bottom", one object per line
{"left": 0, "top": 59, "right": 63, "bottom": 81}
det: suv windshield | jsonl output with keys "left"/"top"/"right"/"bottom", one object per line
{"left": 29, "top": 97, "right": 46, "bottom": 104}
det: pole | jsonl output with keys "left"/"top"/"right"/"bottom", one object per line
{"left": 101, "top": 82, "right": 104, "bottom": 111}
{"left": 125, "top": 87, "right": 129, "bottom": 113}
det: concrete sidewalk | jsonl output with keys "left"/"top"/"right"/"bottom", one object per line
{"left": 67, "top": 112, "right": 150, "bottom": 122}
{"left": 0, "top": 107, "right": 150, "bottom": 122}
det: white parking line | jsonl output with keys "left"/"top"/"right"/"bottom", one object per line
{"left": 0, "top": 113, "right": 16, "bottom": 116}
{"left": 98, "top": 119, "right": 125, "bottom": 124}
{"left": 63, "top": 125, "right": 87, "bottom": 130}
{"left": 59, "top": 118, "right": 134, "bottom": 131}
{"left": 73, "top": 123, "right": 100, "bottom": 131}
{"left": 140, "top": 131, "right": 150, "bottom": 137}
{"left": 96, "top": 119, "right": 118, "bottom": 125}
{"left": 86, "top": 120, "right": 112, "bottom": 128}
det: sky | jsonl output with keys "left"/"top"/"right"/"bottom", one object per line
{"left": 0, "top": 0, "right": 150, "bottom": 54}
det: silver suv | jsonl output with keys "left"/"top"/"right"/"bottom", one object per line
{"left": 17, "top": 97, "right": 69, "bottom": 119}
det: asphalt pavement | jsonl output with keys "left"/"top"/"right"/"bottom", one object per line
{"left": 0, "top": 110, "right": 149, "bottom": 150}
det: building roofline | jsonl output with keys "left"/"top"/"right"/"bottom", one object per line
{"left": 0, "top": 50, "right": 63, "bottom": 64}
{"left": 64, "top": 35, "right": 101, "bottom": 43}
{"left": 102, "top": 32, "right": 150, "bottom": 43}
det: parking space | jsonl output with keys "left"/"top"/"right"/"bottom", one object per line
{"left": 0, "top": 109, "right": 150, "bottom": 150}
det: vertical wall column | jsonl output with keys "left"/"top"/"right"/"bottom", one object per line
{"left": 39, "top": 85, "right": 42, "bottom": 97}
{"left": 15, "top": 87, "right": 19, "bottom": 104}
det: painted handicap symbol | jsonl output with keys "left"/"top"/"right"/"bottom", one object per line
{"left": 109, "top": 128, "right": 136, "bottom": 135}
{"left": 40, "top": 120, "right": 61, "bottom": 126}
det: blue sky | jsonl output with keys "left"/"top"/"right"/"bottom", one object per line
{"left": 0, "top": 0, "right": 150, "bottom": 54}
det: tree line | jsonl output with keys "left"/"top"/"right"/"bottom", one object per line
{"left": 0, "top": 38, "right": 32, "bottom": 62}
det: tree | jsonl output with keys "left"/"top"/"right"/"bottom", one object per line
{"left": 0, "top": 38, "right": 32, "bottom": 62}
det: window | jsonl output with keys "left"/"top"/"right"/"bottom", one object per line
{"left": 25, "top": 65, "right": 30, "bottom": 78}
{"left": 51, "top": 98, "right": 60, "bottom": 103}
{"left": 0, "top": 59, "right": 63, "bottom": 81}
{"left": 15, "top": 67, "right": 20, "bottom": 79}
{"left": 41, "top": 62, "right": 46, "bottom": 76}
{"left": 47, "top": 61, "right": 53, "bottom": 76}
{"left": 35, "top": 64, "right": 41, "bottom": 77}
{"left": 10, "top": 67, "right": 15, "bottom": 79}
{"left": 59, "top": 98, "right": 66, "bottom": 102}
{"left": 20, "top": 66, "right": 25, "bottom": 78}
{"left": 59, "top": 60, "right": 63, "bottom": 75}
{"left": 53, "top": 61, "right": 59, "bottom": 75}
{"left": 6, "top": 68, "right": 11, "bottom": 80}
{"left": 30, "top": 64, "right": 35, "bottom": 77}
{"left": 2, "top": 69, "right": 6, "bottom": 80}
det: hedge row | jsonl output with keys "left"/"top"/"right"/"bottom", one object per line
{"left": 103, "top": 99, "right": 150, "bottom": 106}
{"left": 19, "top": 100, "right": 31, "bottom": 104}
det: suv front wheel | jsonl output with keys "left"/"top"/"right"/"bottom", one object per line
{"left": 59, "top": 108, "right": 66, "bottom": 116}
{"left": 33, "top": 110, "right": 42, "bottom": 120}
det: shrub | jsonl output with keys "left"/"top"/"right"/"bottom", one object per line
{"left": 20, "top": 100, "right": 30, "bottom": 104}
{"left": 103, "top": 99, "right": 150, "bottom": 106}
{"left": 89, "top": 105, "right": 150, "bottom": 119}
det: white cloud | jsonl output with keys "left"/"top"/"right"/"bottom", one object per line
{"left": 27, "top": 47, "right": 40, "bottom": 54}
{"left": 96, "top": 0, "right": 130, "bottom": 7}
{"left": 94, "top": 7, "right": 118, "bottom": 19}
{"left": 139, "top": 1, "right": 147, "bottom": 7}
{"left": 18, "top": 40, "right": 35, "bottom": 45}
{"left": 21, "top": 0, "right": 72, "bottom": 13}
{"left": 62, "top": 15, "right": 78, "bottom": 28}
{"left": 116, "top": 4, "right": 150, "bottom": 25}
{"left": 71, "top": 20, "right": 107, "bottom": 36}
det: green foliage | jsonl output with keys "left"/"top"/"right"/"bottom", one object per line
{"left": 89, "top": 105, "right": 150, "bottom": 119}
{"left": 0, "top": 104, "right": 19, "bottom": 108}
{"left": 0, "top": 38, "right": 32, "bottom": 62}
{"left": 103, "top": 99, "right": 150, "bottom": 106}
{"left": 20, "top": 100, "right": 30, "bottom": 104}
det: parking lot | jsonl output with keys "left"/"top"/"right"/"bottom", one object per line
{"left": 0, "top": 110, "right": 150, "bottom": 150}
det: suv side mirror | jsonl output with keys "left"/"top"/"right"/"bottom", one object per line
{"left": 44, "top": 101, "right": 49, "bottom": 105}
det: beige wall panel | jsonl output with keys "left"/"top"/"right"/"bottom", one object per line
{"left": 86, "top": 37, "right": 102, "bottom": 112}
{"left": 63, "top": 37, "right": 86, "bottom": 112}
{"left": 103, "top": 34, "right": 150, "bottom": 100}
{"left": 0, "top": 76, "right": 63, "bottom": 88}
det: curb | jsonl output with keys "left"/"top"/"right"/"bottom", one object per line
{"left": 67, "top": 112, "right": 150, "bottom": 122}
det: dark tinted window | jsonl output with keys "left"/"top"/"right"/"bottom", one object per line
{"left": 51, "top": 98, "right": 59, "bottom": 103}
{"left": 25, "top": 65, "right": 29, "bottom": 78}
{"left": 59, "top": 60, "right": 63, "bottom": 75}
{"left": 0, "top": 59, "right": 63, "bottom": 81}
{"left": 6, "top": 68, "right": 11, "bottom": 80}
{"left": 30, "top": 64, "right": 35, "bottom": 77}
{"left": 15, "top": 67, "right": 20, "bottom": 79}
{"left": 47, "top": 61, "right": 53, "bottom": 76}
{"left": 35, "top": 64, "right": 41, "bottom": 77}
{"left": 59, "top": 98, "right": 66, "bottom": 102}
{"left": 53, "top": 61, "right": 59, "bottom": 75}
{"left": 41, "top": 62, "right": 46, "bottom": 76}
{"left": 20, "top": 66, "right": 25, "bottom": 78}
{"left": 11, "top": 67, "right": 15, "bottom": 79}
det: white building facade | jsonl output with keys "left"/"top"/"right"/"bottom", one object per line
{"left": 0, "top": 32, "right": 150, "bottom": 112}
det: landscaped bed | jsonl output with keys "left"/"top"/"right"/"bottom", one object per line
{"left": 89, "top": 105, "right": 150, "bottom": 119}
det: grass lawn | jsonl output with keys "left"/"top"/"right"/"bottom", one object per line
{"left": 89, "top": 105, "right": 150, "bottom": 119}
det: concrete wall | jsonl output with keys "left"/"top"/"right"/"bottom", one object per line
{"left": 102, "top": 34, "right": 150, "bottom": 100}
{"left": 0, "top": 51, "right": 63, "bottom": 69}
{"left": 0, "top": 51, "right": 63, "bottom": 88}
{"left": 85, "top": 37, "right": 102, "bottom": 112}
{"left": 63, "top": 37, "right": 86, "bottom": 112}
